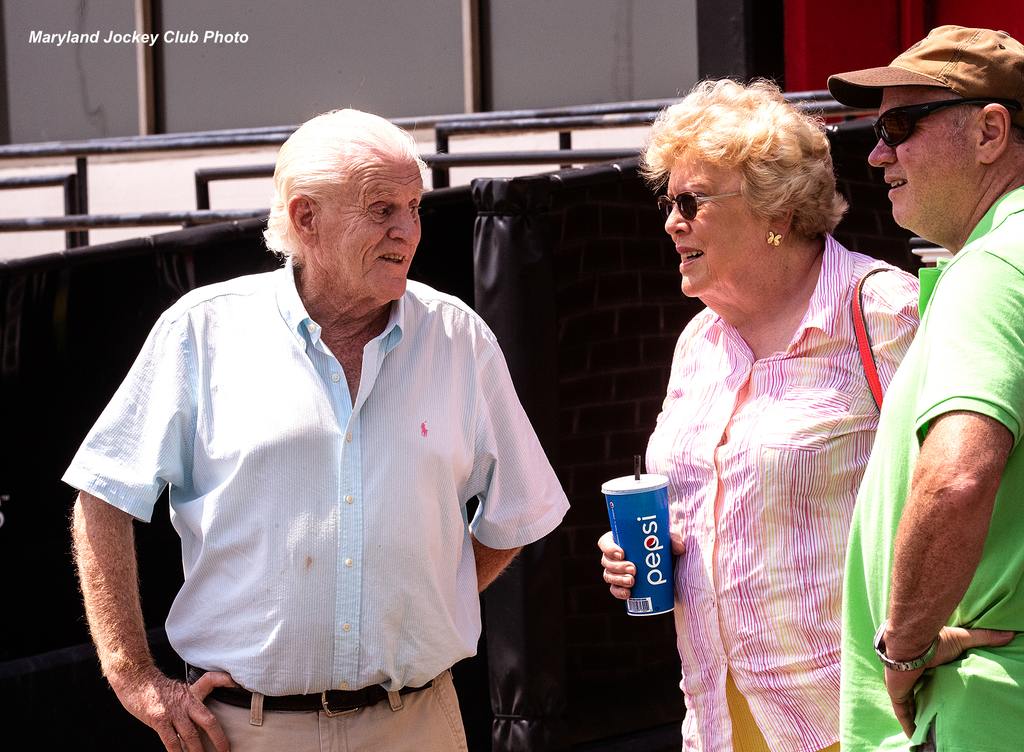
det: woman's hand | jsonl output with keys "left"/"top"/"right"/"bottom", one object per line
{"left": 598, "top": 531, "right": 636, "bottom": 600}
{"left": 599, "top": 527, "right": 685, "bottom": 600}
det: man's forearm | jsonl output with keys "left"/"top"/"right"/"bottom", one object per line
{"left": 886, "top": 412, "right": 1012, "bottom": 658}
{"left": 471, "top": 535, "right": 521, "bottom": 592}
{"left": 72, "top": 491, "right": 157, "bottom": 687}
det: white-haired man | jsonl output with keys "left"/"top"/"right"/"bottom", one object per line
{"left": 829, "top": 26, "right": 1024, "bottom": 752}
{"left": 66, "top": 109, "right": 568, "bottom": 752}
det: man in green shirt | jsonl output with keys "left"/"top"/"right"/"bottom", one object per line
{"left": 828, "top": 26, "right": 1024, "bottom": 751}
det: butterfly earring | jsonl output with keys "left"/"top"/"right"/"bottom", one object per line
{"left": 766, "top": 231, "right": 782, "bottom": 247}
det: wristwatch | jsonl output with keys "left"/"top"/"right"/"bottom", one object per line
{"left": 873, "top": 619, "right": 938, "bottom": 671}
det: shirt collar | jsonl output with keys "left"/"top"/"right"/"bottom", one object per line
{"left": 275, "top": 261, "right": 313, "bottom": 345}
{"left": 794, "top": 234, "right": 847, "bottom": 340}
{"left": 962, "top": 184, "right": 1024, "bottom": 252}
{"left": 707, "top": 236, "right": 840, "bottom": 359}
{"left": 380, "top": 292, "right": 405, "bottom": 354}
{"left": 275, "top": 261, "right": 405, "bottom": 352}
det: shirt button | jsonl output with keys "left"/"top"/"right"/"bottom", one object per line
{"left": 340, "top": 681, "right": 349, "bottom": 689}
{"left": 307, "top": 322, "right": 317, "bottom": 332}
{"left": 342, "top": 623, "right": 351, "bottom": 632}
{"left": 345, "top": 495, "right": 354, "bottom": 504}
{"left": 346, "top": 432, "right": 353, "bottom": 443}
{"left": 344, "top": 558, "right": 353, "bottom": 567}
{"left": 331, "top": 373, "right": 340, "bottom": 383}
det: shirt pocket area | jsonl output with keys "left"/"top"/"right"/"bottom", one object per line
{"left": 757, "top": 387, "right": 854, "bottom": 452}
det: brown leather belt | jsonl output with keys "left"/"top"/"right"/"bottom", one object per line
{"left": 186, "top": 666, "right": 435, "bottom": 716}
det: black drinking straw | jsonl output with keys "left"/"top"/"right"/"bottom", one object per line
{"left": 634, "top": 454, "right": 641, "bottom": 481}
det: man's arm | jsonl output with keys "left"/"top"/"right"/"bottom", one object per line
{"left": 471, "top": 535, "right": 520, "bottom": 592}
{"left": 882, "top": 412, "right": 1016, "bottom": 736}
{"left": 72, "top": 491, "right": 232, "bottom": 752}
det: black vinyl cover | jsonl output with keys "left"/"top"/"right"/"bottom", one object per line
{"left": 472, "top": 175, "right": 567, "bottom": 751}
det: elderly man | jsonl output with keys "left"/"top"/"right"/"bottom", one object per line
{"left": 65, "top": 109, "right": 568, "bottom": 752}
{"left": 828, "top": 25, "right": 1024, "bottom": 752}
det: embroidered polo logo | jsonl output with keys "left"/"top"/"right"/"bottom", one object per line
{"left": 421, "top": 422, "right": 429, "bottom": 437}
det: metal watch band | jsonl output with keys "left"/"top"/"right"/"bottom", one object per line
{"left": 873, "top": 619, "right": 938, "bottom": 671}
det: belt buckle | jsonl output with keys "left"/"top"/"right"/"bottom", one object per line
{"left": 320, "top": 691, "right": 360, "bottom": 717}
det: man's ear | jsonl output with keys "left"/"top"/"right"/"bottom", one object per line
{"left": 288, "top": 195, "right": 318, "bottom": 245}
{"left": 976, "top": 104, "right": 1014, "bottom": 165}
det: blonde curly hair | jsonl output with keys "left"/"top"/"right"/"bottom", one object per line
{"left": 642, "top": 79, "right": 847, "bottom": 240}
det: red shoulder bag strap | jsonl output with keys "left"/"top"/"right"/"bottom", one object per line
{"left": 852, "top": 267, "right": 888, "bottom": 410}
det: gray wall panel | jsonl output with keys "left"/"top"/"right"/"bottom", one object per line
{"left": 2, "top": 1, "right": 700, "bottom": 144}
{"left": 160, "top": 0, "right": 465, "bottom": 132}
{"left": 488, "top": 0, "right": 699, "bottom": 110}
{"left": 5, "top": 0, "right": 137, "bottom": 142}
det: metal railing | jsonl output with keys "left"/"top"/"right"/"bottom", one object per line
{"left": 428, "top": 91, "right": 871, "bottom": 187}
{"left": 192, "top": 149, "right": 638, "bottom": 209}
{"left": 0, "top": 92, "right": 875, "bottom": 250}
{"left": 0, "top": 170, "right": 83, "bottom": 247}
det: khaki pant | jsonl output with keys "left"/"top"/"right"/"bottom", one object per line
{"left": 198, "top": 670, "right": 468, "bottom": 752}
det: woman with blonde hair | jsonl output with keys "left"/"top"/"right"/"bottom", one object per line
{"left": 599, "top": 79, "right": 919, "bottom": 751}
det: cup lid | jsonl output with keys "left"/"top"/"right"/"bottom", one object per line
{"left": 601, "top": 473, "right": 669, "bottom": 495}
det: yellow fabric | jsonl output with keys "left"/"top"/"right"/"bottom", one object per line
{"left": 725, "top": 672, "right": 840, "bottom": 752}
{"left": 726, "top": 672, "right": 771, "bottom": 752}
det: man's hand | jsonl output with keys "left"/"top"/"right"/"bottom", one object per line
{"left": 599, "top": 530, "right": 683, "bottom": 600}
{"left": 108, "top": 666, "right": 237, "bottom": 752}
{"left": 885, "top": 625, "right": 1015, "bottom": 738}
{"left": 72, "top": 492, "right": 236, "bottom": 751}
{"left": 882, "top": 413, "right": 1015, "bottom": 738}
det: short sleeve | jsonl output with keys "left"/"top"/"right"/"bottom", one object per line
{"left": 860, "top": 266, "right": 920, "bottom": 393}
{"left": 62, "top": 309, "right": 198, "bottom": 521}
{"left": 463, "top": 330, "right": 569, "bottom": 549}
{"left": 915, "top": 251, "right": 1024, "bottom": 446}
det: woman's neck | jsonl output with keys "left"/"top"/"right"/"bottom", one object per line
{"left": 716, "top": 237, "right": 825, "bottom": 360}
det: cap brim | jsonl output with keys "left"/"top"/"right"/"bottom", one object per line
{"left": 827, "top": 66, "right": 950, "bottom": 108}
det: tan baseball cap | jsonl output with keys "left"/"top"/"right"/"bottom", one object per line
{"left": 828, "top": 25, "right": 1024, "bottom": 126}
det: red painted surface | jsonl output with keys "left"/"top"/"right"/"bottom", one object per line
{"left": 784, "top": 0, "right": 1024, "bottom": 93}
{"left": 901, "top": 0, "right": 926, "bottom": 49}
{"left": 932, "top": 1, "right": 1024, "bottom": 39}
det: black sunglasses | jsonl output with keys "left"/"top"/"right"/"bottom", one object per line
{"left": 656, "top": 190, "right": 740, "bottom": 220}
{"left": 874, "top": 97, "right": 1022, "bottom": 147}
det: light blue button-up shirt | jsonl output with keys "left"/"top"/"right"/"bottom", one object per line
{"left": 64, "top": 266, "right": 568, "bottom": 695}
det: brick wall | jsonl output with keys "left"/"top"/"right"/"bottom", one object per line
{"left": 550, "top": 166, "right": 696, "bottom": 743}
{"left": 546, "top": 125, "right": 913, "bottom": 744}
{"left": 830, "top": 120, "right": 916, "bottom": 266}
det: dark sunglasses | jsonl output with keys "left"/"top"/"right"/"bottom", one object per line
{"left": 656, "top": 190, "right": 740, "bottom": 220}
{"left": 874, "top": 97, "right": 1022, "bottom": 147}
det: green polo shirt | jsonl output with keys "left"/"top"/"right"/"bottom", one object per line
{"left": 841, "top": 186, "right": 1024, "bottom": 752}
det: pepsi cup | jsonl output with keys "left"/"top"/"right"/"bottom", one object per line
{"left": 602, "top": 473, "right": 674, "bottom": 616}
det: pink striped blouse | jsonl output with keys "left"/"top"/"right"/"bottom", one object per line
{"left": 646, "top": 237, "right": 919, "bottom": 752}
